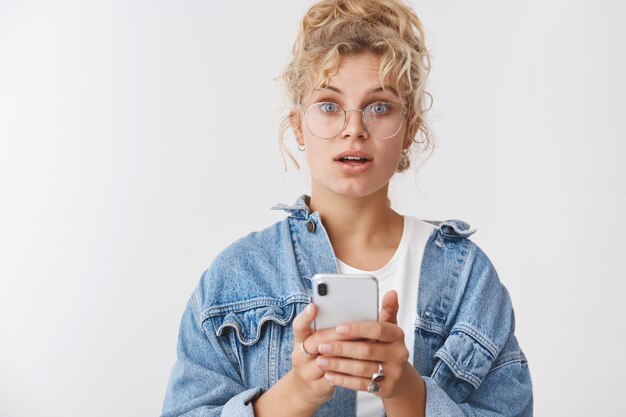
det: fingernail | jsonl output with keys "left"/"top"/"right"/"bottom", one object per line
{"left": 306, "top": 304, "right": 313, "bottom": 315}
{"left": 316, "top": 357, "right": 329, "bottom": 368}
{"left": 319, "top": 343, "right": 331, "bottom": 354}
{"left": 336, "top": 324, "right": 349, "bottom": 334}
{"left": 324, "top": 372, "right": 335, "bottom": 383}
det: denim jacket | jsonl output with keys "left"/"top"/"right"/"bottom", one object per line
{"left": 162, "top": 196, "right": 533, "bottom": 416}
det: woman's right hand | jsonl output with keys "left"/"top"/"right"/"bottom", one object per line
{"left": 290, "top": 303, "right": 336, "bottom": 409}
{"left": 253, "top": 303, "right": 335, "bottom": 417}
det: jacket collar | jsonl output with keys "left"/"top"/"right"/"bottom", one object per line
{"left": 270, "top": 194, "right": 311, "bottom": 219}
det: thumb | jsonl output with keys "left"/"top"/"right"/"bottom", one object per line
{"left": 292, "top": 303, "right": 317, "bottom": 343}
{"left": 379, "top": 290, "right": 399, "bottom": 325}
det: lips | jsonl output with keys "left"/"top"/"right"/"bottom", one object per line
{"left": 333, "top": 150, "right": 373, "bottom": 174}
{"left": 333, "top": 150, "right": 373, "bottom": 163}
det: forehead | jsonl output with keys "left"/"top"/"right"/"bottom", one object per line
{"left": 331, "top": 53, "right": 381, "bottom": 78}
{"left": 309, "top": 53, "right": 401, "bottom": 100}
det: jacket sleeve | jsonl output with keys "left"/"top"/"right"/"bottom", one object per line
{"left": 423, "top": 341, "right": 533, "bottom": 416}
{"left": 161, "top": 292, "right": 261, "bottom": 417}
{"left": 418, "top": 223, "right": 533, "bottom": 416}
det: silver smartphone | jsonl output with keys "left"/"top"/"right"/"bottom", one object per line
{"left": 312, "top": 273, "right": 379, "bottom": 331}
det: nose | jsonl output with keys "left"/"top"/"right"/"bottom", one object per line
{"left": 341, "top": 109, "right": 369, "bottom": 139}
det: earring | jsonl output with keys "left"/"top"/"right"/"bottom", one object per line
{"left": 297, "top": 143, "right": 306, "bottom": 151}
{"left": 397, "top": 148, "right": 410, "bottom": 172}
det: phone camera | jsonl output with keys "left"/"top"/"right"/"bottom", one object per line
{"left": 317, "top": 283, "right": 328, "bottom": 296}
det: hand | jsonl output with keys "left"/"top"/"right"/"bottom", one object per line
{"left": 254, "top": 303, "right": 336, "bottom": 417}
{"left": 313, "top": 291, "right": 417, "bottom": 399}
{"left": 289, "top": 303, "right": 336, "bottom": 409}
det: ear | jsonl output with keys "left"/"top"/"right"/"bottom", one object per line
{"left": 402, "top": 135, "right": 412, "bottom": 150}
{"left": 403, "top": 117, "right": 421, "bottom": 149}
{"left": 289, "top": 109, "right": 304, "bottom": 145}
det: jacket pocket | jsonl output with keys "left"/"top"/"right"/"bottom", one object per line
{"left": 209, "top": 300, "right": 297, "bottom": 346}
{"left": 203, "top": 299, "right": 302, "bottom": 388}
{"left": 431, "top": 324, "right": 499, "bottom": 403}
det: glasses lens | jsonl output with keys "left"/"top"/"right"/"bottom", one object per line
{"left": 305, "top": 102, "right": 345, "bottom": 139}
{"left": 305, "top": 101, "right": 404, "bottom": 139}
{"left": 363, "top": 102, "right": 404, "bottom": 139}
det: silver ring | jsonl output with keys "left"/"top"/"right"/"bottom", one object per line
{"left": 367, "top": 381, "right": 382, "bottom": 393}
{"left": 299, "top": 341, "right": 316, "bottom": 357}
{"left": 371, "top": 363, "right": 385, "bottom": 383}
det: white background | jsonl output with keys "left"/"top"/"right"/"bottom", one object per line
{"left": 1, "top": 1, "right": 625, "bottom": 416}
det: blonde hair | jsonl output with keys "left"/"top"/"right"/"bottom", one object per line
{"left": 278, "top": 0, "right": 433, "bottom": 171}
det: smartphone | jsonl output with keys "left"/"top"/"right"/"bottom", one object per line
{"left": 311, "top": 273, "right": 379, "bottom": 331}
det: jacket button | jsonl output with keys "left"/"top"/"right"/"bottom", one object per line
{"left": 306, "top": 220, "right": 316, "bottom": 233}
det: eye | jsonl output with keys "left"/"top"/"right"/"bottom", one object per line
{"left": 369, "top": 102, "right": 391, "bottom": 115}
{"left": 320, "top": 102, "right": 339, "bottom": 113}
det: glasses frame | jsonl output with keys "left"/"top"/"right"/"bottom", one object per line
{"left": 303, "top": 101, "right": 407, "bottom": 140}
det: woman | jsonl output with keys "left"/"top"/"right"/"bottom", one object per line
{"left": 161, "top": 1, "right": 533, "bottom": 416}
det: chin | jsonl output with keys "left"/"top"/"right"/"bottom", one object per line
{"left": 325, "top": 181, "right": 389, "bottom": 200}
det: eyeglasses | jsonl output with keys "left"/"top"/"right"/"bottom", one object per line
{"left": 304, "top": 101, "right": 406, "bottom": 140}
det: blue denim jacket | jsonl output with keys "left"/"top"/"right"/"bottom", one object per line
{"left": 162, "top": 196, "right": 533, "bottom": 416}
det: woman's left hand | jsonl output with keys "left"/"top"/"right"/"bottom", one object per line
{"left": 314, "top": 290, "right": 421, "bottom": 400}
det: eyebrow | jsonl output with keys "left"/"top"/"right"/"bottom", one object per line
{"left": 319, "top": 85, "right": 400, "bottom": 97}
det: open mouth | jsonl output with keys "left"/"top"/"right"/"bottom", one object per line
{"left": 337, "top": 156, "right": 371, "bottom": 164}
{"left": 333, "top": 152, "right": 373, "bottom": 173}
{"left": 333, "top": 151, "right": 373, "bottom": 173}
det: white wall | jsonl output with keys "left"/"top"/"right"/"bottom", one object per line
{"left": 1, "top": 1, "right": 624, "bottom": 416}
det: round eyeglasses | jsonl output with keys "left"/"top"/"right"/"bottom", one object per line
{"left": 304, "top": 101, "right": 406, "bottom": 140}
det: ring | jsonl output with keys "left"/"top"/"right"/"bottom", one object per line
{"left": 299, "top": 341, "right": 316, "bottom": 357}
{"left": 371, "top": 363, "right": 385, "bottom": 383}
{"left": 367, "top": 381, "right": 381, "bottom": 393}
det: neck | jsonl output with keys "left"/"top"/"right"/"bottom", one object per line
{"left": 308, "top": 184, "right": 403, "bottom": 249}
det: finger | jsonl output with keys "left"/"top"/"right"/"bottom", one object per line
{"left": 316, "top": 356, "right": 380, "bottom": 379}
{"left": 318, "top": 339, "right": 408, "bottom": 363}
{"left": 297, "top": 357, "right": 327, "bottom": 380}
{"left": 292, "top": 304, "right": 316, "bottom": 343}
{"left": 302, "top": 327, "right": 343, "bottom": 355}
{"left": 379, "top": 290, "right": 399, "bottom": 325}
{"left": 334, "top": 321, "right": 403, "bottom": 343}
{"left": 323, "top": 371, "right": 372, "bottom": 392}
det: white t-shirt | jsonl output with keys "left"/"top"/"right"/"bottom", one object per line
{"left": 336, "top": 216, "right": 435, "bottom": 417}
